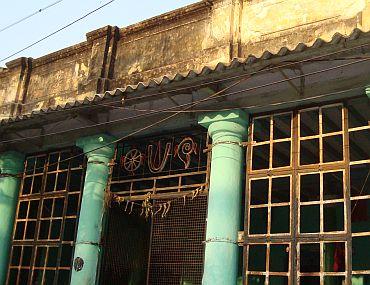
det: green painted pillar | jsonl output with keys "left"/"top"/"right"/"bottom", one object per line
{"left": 71, "top": 134, "right": 115, "bottom": 285}
{"left": 198, "top": 110, "right": 248, "bottom": 285}
{"left": 0, "top": 151, "right": 25, "bottom": 285}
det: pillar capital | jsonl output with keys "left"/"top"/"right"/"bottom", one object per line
{"left": 0, "top": 151, "right": 25, "bottom": 175}
{"left": 76, "top": 134, "right": 116, "bottom": 162}
{"left": 198, "top": 109, "right": 249, "bottom": 142}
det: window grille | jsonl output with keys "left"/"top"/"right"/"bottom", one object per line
{"left": 245, "top": 99, "right": 370, "bottom": 284}
{"left": 6, "top": 149, "right": 86, "bottom": 285}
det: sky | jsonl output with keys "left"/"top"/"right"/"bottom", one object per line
{"left": 0, "top": 0, "right": 199, "bottom": 67}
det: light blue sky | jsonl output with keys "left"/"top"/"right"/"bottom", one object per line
{"left": 0, "top": 0, "right": 199, "bottom": 66}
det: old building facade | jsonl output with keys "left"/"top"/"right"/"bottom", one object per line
{"left": 0, "top": 0, "right": 369, "bottom": 284}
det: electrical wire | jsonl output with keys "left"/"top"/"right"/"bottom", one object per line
{"left": 1, "top": 55, "right": 369, "bottom": 145}
{"left": 18, "top": 77, "right": 247, "bottom": 175}
{"left": 0, "top": 0, "right": 116, "bottom": 63}
{"left": 0, "top": 36, "right": 369, "bottom": 111}
{"left": 0, "top": 0, "right": 64, "bottom": 34}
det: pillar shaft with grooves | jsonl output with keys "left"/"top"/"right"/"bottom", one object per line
{"left": 70, "top": 134, "right": 115, "bottom": 285}
{"left": 198, "top": 110, "right": 248, "bottom": 285}
{"left": 0, "top": 151, "right": 25, "bottom": 285}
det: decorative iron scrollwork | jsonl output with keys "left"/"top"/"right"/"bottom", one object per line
{"left": 175, "top": 137, "right": 198, "bottom": 169}
{"left": 147, "top": 142, "right": 171, "bottom": 173}
{"left": 122, "top": 148, "right": 143, "bottom": 172}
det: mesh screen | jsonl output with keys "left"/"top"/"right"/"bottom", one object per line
{"left": 101, "top": 196, "right": 207, "bottom": 285}
{"left": 100, "top": 204, "right": 151, "bottom": 285}
{"left": 148, "top": 196, "right": 207, "bottom": 285}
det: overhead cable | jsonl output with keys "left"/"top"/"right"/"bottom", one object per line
{"left": 0, "top": 0, "right": 115, "bottom": 63}
{"left": 0, "top": 0, "right": 64, "bottom": 34}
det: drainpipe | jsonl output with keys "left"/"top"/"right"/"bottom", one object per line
{"left": 0, "top": 151, "right": 25, "bottom": 285}
{"left": 70, "top": 134, "right": 115, "bottom": 285}
{"left": 198, "top": 110, "right": 248, "bottom": 285}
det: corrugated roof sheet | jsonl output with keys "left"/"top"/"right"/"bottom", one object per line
{"left": 1, "top": 28, "right": 369, "bottom": 126}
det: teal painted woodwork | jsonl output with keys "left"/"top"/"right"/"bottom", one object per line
{"left": 70, "top": 135, "right": 115, "bottom": 285}
{"left": 199, "top": 110, "right": 248, "bottom": 285}
{"left": 0, "top": 151, "right": 25, "bottom": 285}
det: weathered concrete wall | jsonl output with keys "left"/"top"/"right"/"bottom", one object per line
{"left": 240, "top": 0, "right": 369, "bottom": 57}
{"left": 1, "top": 0, "right": 370, "bottom": 119}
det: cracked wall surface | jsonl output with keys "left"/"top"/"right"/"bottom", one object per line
{"left": 1, "top": 0, "right": 370, "bottom": 120}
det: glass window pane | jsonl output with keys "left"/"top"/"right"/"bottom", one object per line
{"left": 253, "top": 117, "right": 270, "bottom": 142}
{"left": 324, "top": 276, "right": 345, "bottom": 285}
{"left": 39, "top": 220, "right": 50, "bottom": 240}
{"left": 300, "top": 174, "right": 320, "bottom": 202}
{"left": 300, "top": 243, "right": 320, "bottom": 273}
{"left": 50, "top": 220, "right": 62, "bottom": 240}
{"left": 250, "top": 179, "right": 268, "bottom": 205}
{"left": 60, "top": 245, "right": 73, "bottom": 267}
{"left": 269, "top": 244, "right": 289, "bottom": 272}
{"left": 271, "top": 176, "right": 290, "bottom": 203}
{"left": 53, "top": 198, "right": 64, "bottom": 217}
{"left": 25, "top": 221, "right": 36, "bottom": 240}
{"left": 69, "top": 170, "right": 83, "bottom": 191}
{"left": 18, "top": 201, "right": 28, "bottom": 219}
{"left": 32, "top": 270, "right": 43, "bottom": 284}
{"left": 63, "top": 218, "right": 77, "bottom": 241}
{"left": 29, "top": 200, "right": 39, "bottom": 219}
{"left": 45, "top": 173, "right": 56, "bottom": 192}
{"left": 48, "top": 153, "right": 59, "bottom": 172}
{"left": 300, "top": 205, "right": 320, "bottom": 233}
{"left": 35, "top": 246, "right": 47, "bottom": 267}
{"left": 21, "top": 246, "right": 32, "bottom": 266}
{"left": 250, "top": 208, "right": 268, "bottom": 235}
{"left": 323, "top": 242, "right": 345, "bottom": 272}
{"left": 300, "top": 109, "right": 319, "bottom": 137}
{"left": 252, "top": 144, "right": 270, "bottom": 170}
{"left": 42, "top": 199, "right": 53, "bottom": 218}
{"left": 247, "top": 275, "right": 265, "bottom": 284}
{"left": 323, "top": 135, "right": 343, "bottom": 163}
{"left": 44, "top": 270, "right": 55, "bottom": 284}
{"left": 58, "top": 270, "right": 71, "bottom": 285}
{"left": 272, "top": 141, "right": 291, "bottom": 168}
{"left": 32, "top": 175, "right": 43, "bottom": 194}
{"left": 26, "top": 157, "right": 35, "bottom": 173}
{"left": 352, "top": 275, "right": 370, "bottom": 285}
{"left": 353, "top": 236, "right": 370, "bottom": 271}
{"left": 56, "top": 172, "right": 67, "bottom": 191}
{"left": 35, "top": 156, "right": 46, "bottom": 174}
{"left": 271, "top": 206, "right": 290, "bottom": 234}
{"left": 323, "top": 203, "right": 344, "bottom": 232}
{"left": 300, "top": 139, "right": 319, "bottom": 165}
{"left": 350, "top": 129, "right": 370, "bottom": 162}
{"left": 348, "top": 97, "right": 370, "bottom": 128}
{"left": 66, "top": 194, "right": 80, "bottom": 216}
{"left": 15, "top": 221, "right": 25, "bottom": 240}
{"left": 19, "top": 269, "right": 30, "bottom": 284}
{"left": 351, "top": 199, "right": 370, "bottom": 233}
{"left": 248, "top": 244, "right": 266, "bottom": 271}
{"left": 11, "top": 246, "right": 22, "bottom": 266}
{"left": 22, "top": 177, "right": 32, "bottom": 195}
{"left": 322, "top": 106, "right": 342, "bottom": 133}
{"left": 47, "top": 247, "right": 59, "bottom": 267}
{"left": 273, "top": 113, "right": 291, "bottom": 140}
{"left": 350, "top": 164, "right": 370, "bottom": 197}
{"left": 323, "top": 172, "right": 343, "bottom": 200}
